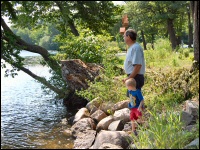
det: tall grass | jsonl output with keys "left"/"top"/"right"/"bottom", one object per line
{"left": 130, "top": 108, "right": 197, "bottom": 149}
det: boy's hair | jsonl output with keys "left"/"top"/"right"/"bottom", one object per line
{"left": 125, "top": 78, "right": 136, "bottom": 87}
{"left": 125, "top": 29, "right": 137, "bottom": 41}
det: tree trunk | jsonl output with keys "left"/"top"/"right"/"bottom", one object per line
{"left": 191, "top": 1, "right": 199, "bottom": 68}
{"left": 141, "top": 30, "right": 147, "bottom": 50}
{"left": 167, "top": 18, "right": 178, "bottom": 50}
{"left": 188, "top": 4, "right": 193, "bottom": 48}
{"left": 151, "top": 34, "right": 155, "bottom": 50}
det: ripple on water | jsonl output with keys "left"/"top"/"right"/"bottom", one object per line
{"left": 1, "top": 63, "right": 75, "bottom": 149}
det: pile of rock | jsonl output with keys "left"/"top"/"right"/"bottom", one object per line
{"left": 181, "top": 100, "right": 199, "bottom": 149}
{"left": 62, "top": 98, "right": 199, "bottom": 149}
{"left": 63, "top": 97, "right": 135, "bottom": 149}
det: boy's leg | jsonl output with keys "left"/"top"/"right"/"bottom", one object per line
{"left": 131, "top": 120, "right": 136, "bottom": 132}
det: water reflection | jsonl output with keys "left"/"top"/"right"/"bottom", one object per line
{"left": 1, "top": 62, "right": 74, "bottom": 149}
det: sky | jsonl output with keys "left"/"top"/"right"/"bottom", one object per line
{"left": 3, "top": 1, "right": 126, "bottom": 27}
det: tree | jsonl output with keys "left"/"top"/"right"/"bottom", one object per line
{"left": 190, "top": 1, "right": 199, "bottom": 69}
{"left": 124, "top": 1, "right": 188, "bottom": 50}
{"left": 1, "top": 1, "right": 120, "bottom": 100}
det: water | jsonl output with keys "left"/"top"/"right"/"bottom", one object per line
{"left": 1, "top": 51, "right": 75, "bottom": 149}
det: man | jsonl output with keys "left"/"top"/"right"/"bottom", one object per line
{"left": 122, "top": 29, "right": 145, "bottom": 97}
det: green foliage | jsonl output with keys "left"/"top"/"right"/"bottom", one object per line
{"left": 76, "top": 74, "right": 127, "bottom": 103}
{"left": 145, "top": 38, "right": 172, "bottom": 65}
{"left": 58, "top": 29, "right": 106, "bottom": 63}
{"left": 131, "top": 108, "right": 195, "bottom": 149}
{"left": 143, "top": 68, "right": 199, "bottom": 112}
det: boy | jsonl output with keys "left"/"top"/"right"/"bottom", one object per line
{"left": 125, "top": 78, "right": 144, "bottom": 136}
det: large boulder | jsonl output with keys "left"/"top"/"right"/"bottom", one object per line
{"left": 185, "top": 100, "right": 199, "bottom": 119}
{"left": 61, "top": 59, "right": 102, "bottom": 91}
{"left": 98, "top": 143, "right": 123, "bottom": 149}
{"left": 96, "top": 116, "right": 114, "bottom": 132}
{"left": 71, "top": 118, "right": 96, "bottom": 138}
{"left": 113, "top": 108, "right": 130, "bottom": 123}
{"left": 112, "top": 100, "right": 129, "bottom": 111}
{"left": 90, "top": 109, "right": 107, "bottom": 123}
{"left": 108, "top": 120, "right": 124, "bottom": 131}
{"left": 73, "top": 130, "right": 96, "bottom": 149}
{"left": 90, "top": 130, "right": 131, "bottom": 149}
{"left": 184, "top": 137, "right": 199, "bottom": 149}
{"left": 73, "top": 108, "right": 90, "bottom": 124}
{"left": 180, "top": 111, "right": 193, "bottom": 126}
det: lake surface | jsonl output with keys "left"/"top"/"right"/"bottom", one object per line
{"left": 1, "top": 50, "right": 75, "bottom": 149}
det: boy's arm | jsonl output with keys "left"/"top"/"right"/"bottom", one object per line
{"left": 138, "top": 100, "right": 144, "bottom": 112}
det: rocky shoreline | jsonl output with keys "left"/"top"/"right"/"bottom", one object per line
{"left": 61, "top": 98, "right": 199, "bottom": 149}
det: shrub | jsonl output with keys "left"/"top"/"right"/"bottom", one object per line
{"left": 58, "top": 28, "right": 110, "bottom": 63}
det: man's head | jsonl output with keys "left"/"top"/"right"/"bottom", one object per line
{"left": 123, "top": 29, "right": 137, "bottom": 46}
{"left": 125, "top": 78, "right": 136, "bottom": 90}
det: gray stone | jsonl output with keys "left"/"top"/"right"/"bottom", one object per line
{"left": 96, "top": 116, "right": 114, "bottom": 132}
{"left": 73, "top": 130, "right": 96, "bottom": 149}
{"left": 90, "top": 105, "right": 98, "bottom": 115}
{"left": 185, "top": 124, "right": 197, "bottom": 132}
{"left": 180, "top": 111, "right": 193, "bottom": 126}
{"left": 184, "top": 137, "right": 199, "bottom": 149}
{"left": 108, "top": 120, "right": 124, "bottom": 131}
{"left": 91, "top": 130, "right": 131, "bottom": 149}
{"left": 122, "top": 122, "right": 132, "bottom": 132}
{"left": 71, "top": 118, "right": 96, "bottom": 138}
{"left": 90, "top": 109, "right": 107, "bottom": 123}
{"left": 113, "top": 100, "right": 129, "bottom": 111}
{"left": 73, "top": 107, "right": 90, "bottom": 124}
{"left": 186, "top": 100, "right": 199, "bottom": 119}
{"left": 113, "top": 108, "right": 130, "bottom": 123}
{"left": 98, "top": 143, "right": 123, "bottom": 149}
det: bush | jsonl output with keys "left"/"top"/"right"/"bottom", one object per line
{"left": 143, "top": 68, "right": 199, "bottom": 111}
{"left": 58, "top": 28, "right": 110, "bottom": 63}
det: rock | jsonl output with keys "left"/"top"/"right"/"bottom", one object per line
{"left": 185, "top": 100, "right": 199, "bottom": 119}
{"left": 122, "top": 122, "right": 132, "bottom": 132}
{"left": 61, "top": 118, "right": 68, "bottom": 125}
{"left": 184, "top": 137, "right": 199, "bottom": 149}
{"left": 113, "top": 100, "right": 129, "bottom": 111}
{"left": 90, "top": 105, "right": 98, "bottom": 115}
{"left": 96, "top": 116, "right": 114, "bottom": 132}
{"left": 184, "top": 124, "right": 197, "bottom": 132}
{"left": 91, "top": 130, "right": 131, "bottom": 149}
{"left": 86, "top": 97, "right": 101, "bottom": 112}
{"left": 180, "top": 111, "right": 193, "bottom": 126}
{"left": 99, "top": 101, "right": 115, "bottom": 115}
{"left": 113, "top": 108, "right": 130, "bottom": 123}
{"left": 73, "top": 130, "right": 96, "bottom": 149}
{"left": 73, "top": 108, "right": 90, "bottom": 124}
{"left": 71, "top": 118, "right": 96, "bottom": 138}
{"left": 90, "top": 109, "right": 107, "bottom": 123}
{"left": 108, "top": 120, "right": 124, "bottom": 131}
{"left": 61, "top": 59, "right": 102, "bottom": 91}
{"left": 63, "top": 129, "right": 72, "bottom": 137}
{"left": 98, "top": 143, "right": 123, "bottom": 149}
{"left": 67, "top": 116, "right": 75, "bottom": 126}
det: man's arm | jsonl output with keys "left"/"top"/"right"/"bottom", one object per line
{"left": 129, "top": 64, "right": 142, "bottom": 78}
{"left": 123, "top": 64, "right": 142, "bottom": 83}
